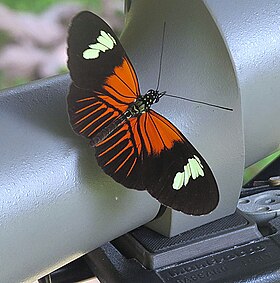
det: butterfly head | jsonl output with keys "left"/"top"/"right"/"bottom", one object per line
{"left": 144, "top": 89, "right": 166, "bottom": 106}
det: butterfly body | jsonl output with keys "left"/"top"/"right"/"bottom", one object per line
{"left": 67, "top": 11, "right": 219, "bottom": 215}
{"left": 89, "top": 89, "right": 165, "bottom": 147}
{"left": 127, "top": 89, "right": 165, "bottom": 116}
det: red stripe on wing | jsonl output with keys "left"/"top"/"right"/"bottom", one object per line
{"left": 68, "top": 56, "right": 140, "bottom": 140}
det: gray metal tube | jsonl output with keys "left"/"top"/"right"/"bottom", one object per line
{"left": 124, "top": 0, "right": 243, "bottom": 236}
{"left": 0, "top": 75, "right": 159, "bottom": 283}
{"left": 205, "top": 0, "right": 280, "bottom": 166}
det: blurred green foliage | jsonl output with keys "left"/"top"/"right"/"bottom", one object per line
{"left": 0, "top": 31, "right": 11, "bottom": 49}
{"left": 243, "top": 149, "right": 280, "bottom": 185}
{"left": 1, "top": 0, "right": 101, "bottom": 13}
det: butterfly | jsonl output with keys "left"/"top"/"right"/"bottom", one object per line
{"left": 67, "top": 11, "right": 219, "bottom": 215}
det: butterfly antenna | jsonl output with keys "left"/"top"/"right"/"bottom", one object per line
{"left": 155, "top": 22, "right": 166, "bottom": 91}
{"left": 165, "top": 93, "right": 233, "bottom": 111}
{"left": 155, "top": 22, "right": 232, "bottom": 112}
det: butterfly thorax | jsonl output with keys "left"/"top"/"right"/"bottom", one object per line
{"left": 124, "top": 89, "right": 166, "bottom": 119}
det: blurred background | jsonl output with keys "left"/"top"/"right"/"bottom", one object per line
{"left": 0, "top": 0, "right": 124, "bottom": 90}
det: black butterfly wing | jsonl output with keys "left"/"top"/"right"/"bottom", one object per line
{"left": 68, "top": 11, "right": 131, "bottom": 90}
{"left": 95, "top": 110, "right": 219, "bottom": 215}
{"left": 67, "top": 11, "right": 140, "bottom": 139}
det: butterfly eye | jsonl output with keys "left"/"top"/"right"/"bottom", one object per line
{"left": 146, "top": 89, "right": 154, "bottom": 95}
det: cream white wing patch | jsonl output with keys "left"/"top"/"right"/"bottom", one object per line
{"left": 83, "top": 30, "right": 117, "bottom": 60}
{"left": 172, "top": 155, "right": 204, "bottom": 190}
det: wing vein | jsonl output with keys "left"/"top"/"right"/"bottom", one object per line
{"left": 104, "top": 83, "right": 134, "bottom": 101}
{"left": 115, "top": 149, "right": 134, "bottom": 173}
{"left": 148, "top": 112, "right": 168, "bottom": 150}
{"left": 143, "top": 114, "right": 153, "bottom": 155}
{"left": 112, "top": 70, "right": 138, "bottom": 97}
{"left": 125, "top": 57, "right": 140, "bottom": 94}
{"left": 151, "top": 111, "right": 185, "bottom": 140}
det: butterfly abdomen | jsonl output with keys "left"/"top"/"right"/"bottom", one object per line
{"left": 90, "top": 115, "right": 126, "bottom": 147}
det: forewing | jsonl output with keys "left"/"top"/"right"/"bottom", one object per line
{"left": 68, "top": 11, "right": 134, "bottom": 90}
{"left": 67, "top": 11, "right": 140, "bottom": 139}
{"left": 145, "top": 111, "right": 219, "bottom": 215}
